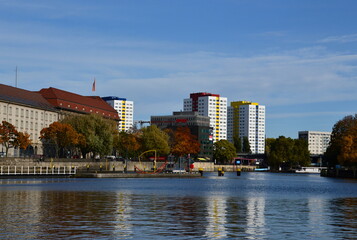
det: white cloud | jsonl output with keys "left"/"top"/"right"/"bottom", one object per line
{"left": 268, "top": 111, "right": 356, "bottom": 119}
{"left": 319, "top": 33, "right": 357, "bottom": 43}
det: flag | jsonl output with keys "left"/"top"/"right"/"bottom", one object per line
{"left": 92, "top": 78, "right": 96, "bottom": 92}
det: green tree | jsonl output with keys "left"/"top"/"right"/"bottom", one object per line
{"left": 213, "top": 140, "right": 236, "bottom": 164}
{"left": 62, "top": 114, "right": 117, "bottom": 157}
{"left": 233, "top": 136, "right": 242, "bottom": 153}
{"left": 242, "top": 136, "right": 251, "bottom": 153}
{"left": 0, "top": 121, "right": 18, "bottom": 156}
{"left": 266, "top": 136, "right": 310, "bottom": 170}
{"left": 141, "top": 125, "right": 170, "bottom": 156}
{"left": 325, "top": 114, "right": 357, "bottom": 167}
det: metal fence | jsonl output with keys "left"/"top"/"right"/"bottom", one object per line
{"left": 0, "top": 165, "right": 77, "bottom": 175}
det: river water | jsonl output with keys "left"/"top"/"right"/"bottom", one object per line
{"left": 0, "top": 172, "right": 356, "bottom": 240}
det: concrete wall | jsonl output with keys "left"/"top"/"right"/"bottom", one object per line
{"left": 0, "top": 158, "right": 256, "bottom": 172}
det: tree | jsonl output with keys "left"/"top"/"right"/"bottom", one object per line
{"left": 141, "top": 125, "right": 170, "bottom": 156}
{"left": 170, "top": 127, "right": 200, "bottom": 157}
{"left": 325, "top": 114, "right": 357, "bottom": 167}
{"left": 266, "top": 136, "right": 310, "bottom": 170}
{"left": 14, "top": 132, "right": 32, "bottom": 150}
{"left": 233, "top": 136, "right": 242, "bottom": 153}
{"left": 242, "top": 136, "right": 251, "bottom": 153}
{"left": 115, "top": 131, "right": 141, "bottom": 158}
{"left": 40, "top": 122, "right": 82, "bottom": 158}
{"left": 0, "top": 121, "right": 18, "bottom": 156}
{"left": 62, "top": 114, "right": 117, "bottom": 157}
{"left": 213, "top": 140, "right": 236, "bottom": 164}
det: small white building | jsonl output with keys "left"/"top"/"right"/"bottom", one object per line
{"left": 298, "top": 131, "right": 331, "bottom": 155}
{"left": 102, "top": 96, "right": 134, "bottom": 132}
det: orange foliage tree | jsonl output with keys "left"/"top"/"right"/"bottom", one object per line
{"left": 14, "top": 132, "right": 32, "bottom": 150}
{"left": 114, "top": 131, "right": 141, "bottom": 159}
{"left": 0, "top": 121, "right": 18, "bottom": 156}
{"left": 325, "top": 114, "right": 357, "bottom": 167}
{"left": 40, "top": 122, "right": 83, "bottom": 158}
{"left": 171, "top": 127, "right": 200, "bottom": 157}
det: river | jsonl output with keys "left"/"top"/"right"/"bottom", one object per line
{"left": 0, "top": 172, "right": 356, "bottom": 239}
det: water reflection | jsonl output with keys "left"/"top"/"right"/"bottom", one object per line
{"left": 0, "top": 175, "right": 356, "bottom": 240}
{"left": 204, "top": 196, "right": 227, "bottom": 239}
{"left": 245, "top": 197, "right": 266, "bottom": 239}
{"left": 114, "top": 192, "right": 133, "bottom": 238}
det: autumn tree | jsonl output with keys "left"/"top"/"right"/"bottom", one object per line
{"left": 40, "top": 122, "right": 82, "bottom": 158}
{"left": 170, "top": 127, "right": 200, "bottom": 157}
{"left": 114, "top": 131, "right": 141, "bottom": 159}
{"left": 141, "top": 125, "right": 170, "bottom": 156}
{"left": 325, "top": 114, "right": 357, "bottom": 167}
{"left": 213, "top": 140, "right": 236, "bottom": 164}
{"left": 0, "top": 121, "right": 18, "bottom": 156}
{"left": 62, "top": 114, "right": 117, "bottom": 157}
{"left": 14, "top": 132, "right": 32, "bottom": 150}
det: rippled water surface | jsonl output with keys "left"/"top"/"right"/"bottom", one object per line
{"left": 0, "top": 172, "right": 356, "bottom": 239}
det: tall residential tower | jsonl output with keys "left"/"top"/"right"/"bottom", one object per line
{"left": 227, "top": 101, "right": 265, "bottom": 154}
{"left": 102, "top": 96, "right": 134, "bottom": 132}
{"left": 183, "top": 92, "right": 227, "bottom": 142}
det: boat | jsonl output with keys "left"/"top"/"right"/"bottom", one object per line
{"left": 295, "top": 167, "right": 327, "bottom": 174}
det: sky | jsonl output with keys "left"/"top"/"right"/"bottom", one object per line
{"left": 0, "top": 0, "right": 356, "bottom": 138}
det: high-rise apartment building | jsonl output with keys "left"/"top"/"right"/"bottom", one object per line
{"left": 298, "top": 131, "right": 331, "bottom": 155}
{"left": 183, "top": 92, "right": 227, "bottom": 142}
{"left": 102, "top": 96, "right": 134, "bottom": 132}
{"left": 227, "top": 101, "right": 265, "bottom": 154}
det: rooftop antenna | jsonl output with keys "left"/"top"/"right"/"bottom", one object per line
{"left": 15, "top": 66, "right": 18, "bottom": 88}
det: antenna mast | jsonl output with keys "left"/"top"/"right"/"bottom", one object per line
{"left": 15, "top": 66, "right": 18, "bottom": 88}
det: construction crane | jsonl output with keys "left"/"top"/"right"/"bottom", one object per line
{"left": 134, "top": 120, "right": 151, "bottom": 129}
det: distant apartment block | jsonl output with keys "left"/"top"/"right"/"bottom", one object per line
{"left": 183, "top": 92, "right": 227, "bottom": 142}
{"left": 227, "top": 101, "right": 265, "bottom": 154}
{"left": 298, "top": 131, "right": 331, "bottom": 155}
{"left": 103, "top": 96, "right": 134, "bottom": 132}
{"left": 151, "top": 111, "right": 213, "bottom": 159}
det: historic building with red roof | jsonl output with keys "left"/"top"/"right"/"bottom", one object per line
{"left": 0, "top": 83, "right": 59, "bottom": 157}
{"left": 0, "top": 84, "right": 119, "bottom": 157}
{"left": 38, "top": 87, "right": 120, "bottom": 121}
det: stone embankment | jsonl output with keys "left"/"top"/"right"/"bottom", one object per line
{"left": 0, "top": 157, "right": 256, "bottom": 176}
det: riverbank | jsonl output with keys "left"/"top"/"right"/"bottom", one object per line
{"left": 321, "top": 168, "right": 357, "bottom": 179}
{"left": 75, "top": 171, "right": 202, "bottom": 178}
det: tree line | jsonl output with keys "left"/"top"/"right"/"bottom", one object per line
{"left": 39, "top": 114, "right": 201, "bottom": 160}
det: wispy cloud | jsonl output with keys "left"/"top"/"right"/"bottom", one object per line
{"left": 319, "top": 33, "right": 357, "bottom": 43}
{"left": 268, "top": 111, "right": 356, "bottom": 119}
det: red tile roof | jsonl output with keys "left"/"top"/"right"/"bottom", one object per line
{"left": 38, "top": 87, "right": 120, "bottom": 120}
{"left": 0, "top": 83, "right": 56, "bottom": 111}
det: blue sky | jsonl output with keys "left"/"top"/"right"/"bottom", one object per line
{"left": 0, "top": 0, "right": 356, "bottom": 138}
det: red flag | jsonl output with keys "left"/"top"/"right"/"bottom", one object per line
{"left": 92, "top": 78, "right": 96, "bottom": 92}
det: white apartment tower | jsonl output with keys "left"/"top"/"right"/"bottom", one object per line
{"left": 227, "top": 101, "right": 265, "bottom": 154}
{"left": 298, "top": 131, "right": 331, "bottom": 155}
{"left": 102, "top": 96, "right": 134, "bottom": 132}
{"left": 183, "top": 92, "right": 227, "bottom": 142}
